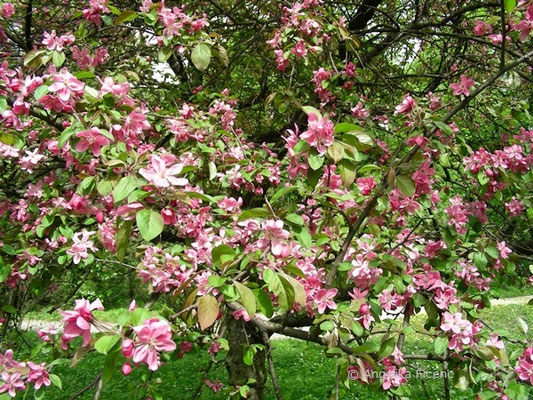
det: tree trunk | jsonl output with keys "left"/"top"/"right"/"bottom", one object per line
{"left": 225, "top": 317, "right": 266, "bottom": 400}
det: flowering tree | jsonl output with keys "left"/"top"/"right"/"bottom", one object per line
{"left": 1, "top": 0, "right": 533, "bottom": 399}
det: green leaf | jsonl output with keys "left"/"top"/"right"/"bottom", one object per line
{"left": 102, "top": 351, "right": 119, "bottom": 385}
{"left": 295, "top": 226, "right": 312, "bottom": 249}
{"left": 243, "top": 346, "right": 255, "bottom": 366}
{"left": 115, "top": 221, "right": 132, "bottom": 262}
{"left": 49, "top": 374, "right": 62, "bottom": 390}
{"left": 34, "top": 85, "right": 49, "bottom": 100}
{"left": 485, "top": 246, "right": 499, "bottom": 259}
{"left": 136, "top": 209, "right": 164, "bottom": 241}
{"left": 94, "top": 335, "right": 121, "bottom": 355}
{"left": 235, "top": 282, "right": 256, "bottom": 318}
{"left": 334, "top": 122, "right": 362, "bottom": 134}
{"left": 378, "top": 337, "right": 396, "bottom": 359}
{"left": 191, "top": 43, "right": 211, "bottom": 72}
{"left": 473, "top": 252, "right": 488, "bottom": 268}
{"left": 286, "top": 213, "right": 304, "bottom": 226}
{"left": 238, "top": 208, "right": 271, "bottom": 221}
{"left": 253, "top": 289, "right": 273, "bottom": 318}
{"left": 270, "top": 186, "right": 298, "bottom": 204}
{"left": 58, "top": 126, "right": 77, "bottom": 148}
{"left": 504, "top": 0, "right": 516, "bottom": 13}
{"left": 308, "top": 152, "right": 324, "bottom": 171}
{"left": 396, "top": 175, "right": 415, "bottom": 197}
{"left": 211, "top": 244, "right": 235, "bottom": 268}
{"left": 130, "top": 308, "right": 150, "bottom": 326}
{"left": 434, "top": 121, "right": 454, "bottom": 135}
{"left": 327, "top": 142, "right": 345, "bottom": 163}
{"left": 504, "top": 381, "right": 529, "bottom": 400}
{"left": 114, "top": 10, "right": 138, "bottom": 26}
{"left": 113, "top": 176, "right": 138, "bottom": 203}
{"left": 434, "top": 336, "right": 449, "bottom": 355}
{"left": 0, "top": 256, "right": 11, "bottom": 283}
{"left": 301, "top": 106, "right": 322, "bottom": 119}
{"left": 97, "top": 180, "right": 113, "bottom": 196}
{"left": 197, "top": 294, "right": 219, "bottom": 330}
{"left": 52, "top": 51, "right": 66, "bottom": 67}
{"left": 338, "top": 160, "right": 356, "bottom": 187}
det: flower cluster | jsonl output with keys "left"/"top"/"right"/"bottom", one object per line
{"left": 122, "top": 318, "right": 176, "bottom": 371}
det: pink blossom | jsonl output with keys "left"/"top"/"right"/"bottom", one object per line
{"left": 497, "top": 241, "right": 512, "bottom": 259}
{"left": 515, "top": 347, "right": 533, "bottom": 385}
{"left": 351, "top": 102, "right": 370, "bottom": 120}
{"left": 67, "top": 230, "right": 97, "bottom": 264}
{"left": 27, "top": 362, "right": 51, "bottom": 390}
{"left": 356, "top": 177, "right": 376, "bottom": 195}
{"left": 0, "top": 3, "right": 15, "bottom": 19}
{"left": 122, "top": 363, "right": 132, "bottom": 375}
{"left": 514, "top": 5, "right": 533, "bottom": 42}
{"left": 314, "top": 288, "right": 337, "bottom": 314}
{"left": 42, "top": 30, "right": 75, "bottom": 51}
{"left": 205, "top": 379, "right": 224, "bottom": 392}
{"left": 232, "top": 308, "right": 251, "bottom": 321}
{"left": 440, "top": 312, "right": 469, "bottom": 334}
{"left": 473, "top": 20, "right": 492, "bottom": 36}
{"left": 394, "top": 94, "right": 415, "bottom": 115}
{"left": 300, "top": 112, "right": 334, "bottom": 154}
{"left": 256, "top": 220, "right": 290, "bottom": 257}
{"left": 291, "top": 40, "right": 307, "bottom": 59}
{"left": 450, "top": 75, "right": 474, "bottom": 96}
{"left": 75, "top": 127, "right": 111, "bottom": 156}
{"left": 48, "top": 69, "right": 84, "bottom": 102}
{"left": 381, "top": 359, "right": 407, "bottom": 390}
{"left": 0, "top": 372, "right": 25, "bottom": 397}
{"left": 506, "top": 197, "right": 525, "bottom": 217}
{"left": 486, "top": 333, "right": 504, "bottom": 350}
{"left": 60, "top": 298, "right": 103, "bottom": 348}
{"left": 139, "top": 156, "right": 188, "bottom": 188}
{"left": 132, "top": 318, "right": 176, "bottom": 371}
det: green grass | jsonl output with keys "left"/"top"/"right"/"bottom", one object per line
{"left": 11, "top": 303, "right": 533, "bottom": 399}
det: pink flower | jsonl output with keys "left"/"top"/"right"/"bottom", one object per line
{"left": 440, "top": 312, "right": 469, "bottom": 334}
{"left": 450, "top": 75, "right": 474, "bottom": 96}
{"left": 357, "top": 177, "right": 376, "bottom": 195}
{"left": 48, "top": 69, "right": 84, "bottom": 102}
{"left": 205, "top": 379, "right": 224, "bottom": 392}
{"left": 381, "top": 359, "right": 407, "bottom": 390}
{"left": 473, "top": 20, "right": 492, "bottom": 36}
{"left": 351, "top": 102, "right": 370, "bottom": 120}
{"left": 506, "top": 197, "right": 525, "bottom": 217}
{"left": 486, "top": 334, "right": 504, "bottom": 350}
{"left": 67, "top": 230, "right": 97, "bottom": 264}
{"left": 256, "top": 220, "right": 290, "bottom": 257}
{"left": 394, "top": 94, "right": 415, "bottom": 114}
{"left": 515, "top": 347, "right": 533, "bottom": 385}
{"left": 291, "top": 40, "right": 307, "bottom": 59}
{"left": 139, "top": 156, "right": 188, "bottom": 188}
{"left": 232, "top": 308, "right": 251, "bottom": 321}
{"left": 0, "top": 3, "right": 15, "bottom": 19}
{"left": 75, "top": 127, "right": 110, "bottom": 156}
{"left": 60, "top": 298, "right": 103, "bottom": 348}
{"left": 122, "top": 362, "right": 132, "bottom": 375}
{"left": 42, "top": 30, "right": 75, "bottom": 51}
{"left": 514, "top": 5, "right": 533, "bottom": 42}
{"left": 132, "top": 318, "right": 176, "bottom": 371}
{"left": 314, "top": 288, "right": 338, "bottom": 314}
{"left": 27, "top": 362, "right": 51, "bottom": 390}
{"left": 300, "top": 112, "right": 334, "bottom": 154}
{"left": 497, "top": 241, "right": 512, "bottom": 259}
{"left": 208, "top": 341, "right": 222, "bottom": 355}
{"left": 0, "top": 372, "right": 25, "bottom": 398}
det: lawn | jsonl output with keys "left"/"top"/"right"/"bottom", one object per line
{"left": 8, "top": 303, "right": 532, "bottom": 399}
